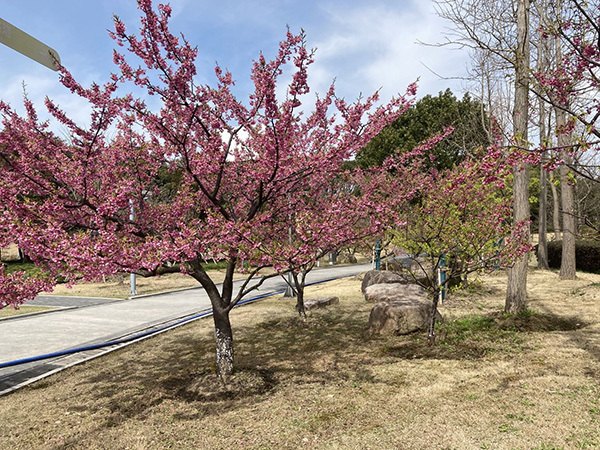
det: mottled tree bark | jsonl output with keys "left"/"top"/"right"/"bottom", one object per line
{"left": 506, "top": 165, "right": 531, "bottom": 314}
{"left": 293, "top": 272, "right": 307, "bottom": 319}
{"left": 213, "top": 307, "right": 234, "bottom": 378}
{"left": 558, "top": 150, "right": 577, "bottom": 279}
{"left": 191, "top": 258, "right": 236, "bottom": 378}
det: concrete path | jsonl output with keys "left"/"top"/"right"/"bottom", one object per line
{"left": 0, "top": 263, "right": 369, "bottom": 394}
{"left": 24, "top": 295, "right": 120, "bottom": 308}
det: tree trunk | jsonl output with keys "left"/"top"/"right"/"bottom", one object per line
{"left": 536, "top": 1, "right": 550, "bottom": 271}
{"left": 506, "top": 165, "right": 530, "bottom": 314}
{"left": 505, "top": 0, "right": 530, "bottom": 315}
{"left": 550, "top": 173, "right": 561, "bottom": 240}
{"left": 294, "top": 285, "right": 306, "bottom": 318}
{"left": 538, "top": 161, "right": 549, "bottom": 270}
{"left": 554, "top": 32, "right": 577, "bottom": 280}
{"left": 190, "top": 257, "right": 237, "bottom": 378}
{"left": 293, "top": 271, "right": 307, "bottom": 318}
{"left": 18, "top": 248, "right": 32, "bottom": 264}
{"left": 428, "top": 289, "right": 441, "bottom": 345}
{"left": 559, "top": 152, "right": 577, "bottom": 279}
{"left": 213, "top": 306, "right": 234, "bottom": 378}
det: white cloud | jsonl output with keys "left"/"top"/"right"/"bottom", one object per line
{"left": 0, "top": 0, "right": 473, "bottom": 137}
{"left": 307, "top": 1, "right": 470, "bottom": 102}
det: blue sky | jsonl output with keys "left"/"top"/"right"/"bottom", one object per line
{"left": 0, "top": 0, "right": 470, "bottom": 126}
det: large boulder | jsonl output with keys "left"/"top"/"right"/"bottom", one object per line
{"left": 304, "top": 296, "right": 339, "bottom": 311}
{"left": 365, "top": 282, "right": 442, "bottom": 335}
{"left": 361, "top": 270, "right": 412, "bottom": 294}
{"left": 364, "top": 283, "right": 426, "bottom": 303}
{"left": 369, "top": 297, "right": 439, "bottom": 335}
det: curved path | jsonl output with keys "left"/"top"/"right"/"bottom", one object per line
{"left": 0, "top": 263, "right": 370, "bottom": 395}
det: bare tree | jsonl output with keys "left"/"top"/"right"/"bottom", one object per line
{"left": 434, "top": 0, "right": 532, "bottom": 313}
{"left": 505, "top": 0, "right": 532, "bottom": 313}
{"left": 553, "top": 6, "right": 577, "bottom": 279}
{"left": 535, "top": 0, "right": 552, "bottom": 270}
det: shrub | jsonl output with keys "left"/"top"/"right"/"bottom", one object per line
{"left": 545, "top": 240, "right": 600, "bottom": 273}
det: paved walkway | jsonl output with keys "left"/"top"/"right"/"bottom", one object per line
{"left": 24, "top": 295, "right": 120, "bottom": 308}
{"left": 0, "top": 263, "right": 370, "bottom": 394}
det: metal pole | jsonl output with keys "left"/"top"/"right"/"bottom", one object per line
{"left": 129, "top": 199, "right": 137, "bottom": 296}
{"left": 375, "top": 240, "right": 381, "bottom": 270}
{"left": 283, "top": 271, "right": 296, "bottom": 297}
{"left": 329, "top": 250, "right": 337, "bottom": 265}
{"left": 439, "top": 253, "right": 446, "bottom": 302}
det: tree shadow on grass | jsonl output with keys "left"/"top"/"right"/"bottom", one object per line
{"left": 68, "top": 305, "right": 380, "bottom": 426}
{"left": 62, "top": 303, "right": 588, "bottom": 437}
{"left": 381, "top": 310, "right": 586, "bottom": 361}
{"left": 65, "top": 331, "right": 223, "bottom": 424}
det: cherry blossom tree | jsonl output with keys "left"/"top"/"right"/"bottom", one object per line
{"left": 260, "top": 169, "right": 398, "bottom": 317}
{"left": 0, "top": 1, "right": 415, "bottom": 377}
{"left": 0, "top": 267, "right": 52, "bottom": 310}
{"left": 534, "top": 0, "right": 600, "bottom": 140}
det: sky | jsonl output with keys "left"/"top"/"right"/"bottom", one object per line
{"left": 0, "top": 0, "right": 471, "bottom": 129}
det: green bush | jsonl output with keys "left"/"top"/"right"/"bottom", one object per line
{"left": 545, "top": 240, "right": 600, "bottom": 273}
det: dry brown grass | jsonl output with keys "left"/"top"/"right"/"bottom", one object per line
{"left": 1, "top": 268, "right": 600, "bottom": 449}
{"left": 42, "top": 259, "right": 362, "bottom": 299}
{"left": 44, "top": 271, "right": 244, "bottom": 299}
{"left": 0, "top": 305, "right": 54, "bottom": 318}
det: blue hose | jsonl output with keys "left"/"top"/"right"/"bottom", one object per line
{"left": 0, "top": 275, "right": 343, "bottom": 369}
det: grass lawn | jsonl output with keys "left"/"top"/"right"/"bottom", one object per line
{"left": 1, "top": 268, "right": 600, "bottom": 449}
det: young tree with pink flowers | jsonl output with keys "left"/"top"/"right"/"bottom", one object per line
{"left": 260, "top": 170, "right": 394, "bottom": 317}
{"left": 386, "top": 136, "right": 531, "bottom": 343}
{"left": 0, "top": 1, "right": 415, "bottom": 377}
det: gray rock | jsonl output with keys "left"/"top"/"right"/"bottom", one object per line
{"left": 361, "top": 270, "right": 412, "bottom": 294}
{"left": 304, "top": 296, "right": 339, "bottom": 311}
{"left": 369, "top": 297, "right": 439, "bottom": 335}
{"left": 365, "top": 282, "right": 442, "bottom": 335}
{"left": 364, "top": 283, "right": 426, "bottom": 303}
